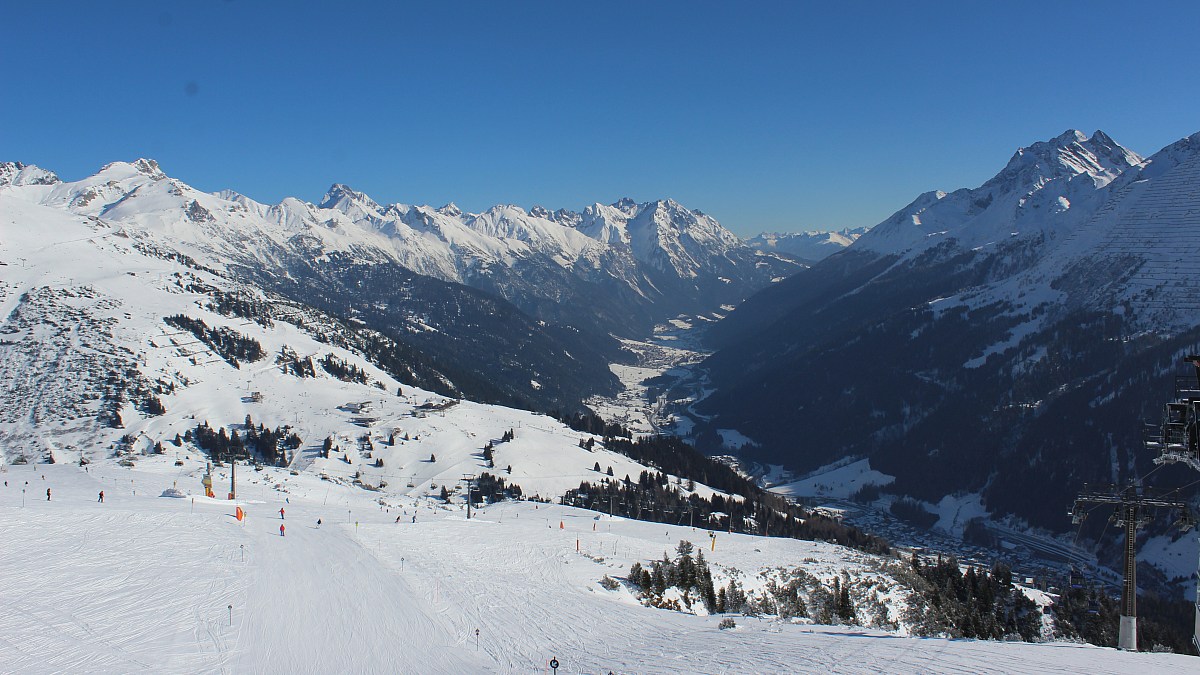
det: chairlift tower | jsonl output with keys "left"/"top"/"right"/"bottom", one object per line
{"left": 462, "top": 474, "right": 476, "bottom": 519}
{"left": 1141, "top": 355, "right": 1200, "bottom": 652}
{"left": 1070, "top": 483, "right": 1193, "bottom": 651}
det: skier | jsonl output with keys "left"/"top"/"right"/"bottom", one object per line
{"left": 98, "top": 491, "right": 104, "bottom": 503}
{"left": 317, "top": 518, "right": 322, "bottom": 527}
{"left": 46, "top": 488, "right": 51, "bottom": 501}
{"left": 279, "top": 507, "right": 285, "bottom": 520}
{"left": 280, "top": 523, "right": 286, "bottom": 537}
{"left": 412, "top": 514, "right": 416, "bottom": 523}
{"left": 395, "top": 515, "right": 402, "bottom": 523}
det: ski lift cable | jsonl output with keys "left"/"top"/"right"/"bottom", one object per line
{"left": 1163, "top": 475, "right": 1200, "bottom": 497}
{"left": 1087, "top": 506, "right": 1116, "bottom": 555}
{"left": 1072, "top": 500, "right": 1112, "bottom": 544}
{"left": 1135, "top": 461, "right": 1169, "bottom": 487}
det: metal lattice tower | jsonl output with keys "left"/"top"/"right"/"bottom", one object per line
{"left": 1070, "top": 483, "right": 1192, "bottom": 651}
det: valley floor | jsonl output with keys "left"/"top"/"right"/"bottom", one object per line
{"left": 1, "top": 460, "right": 1195, "bottom": 674}
{"left": 586, "top": 319, "right": 711, "bottom": 438}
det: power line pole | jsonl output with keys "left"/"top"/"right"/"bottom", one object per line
{"left": 1070, "top": 483, "right": 1192, "bottom": 651}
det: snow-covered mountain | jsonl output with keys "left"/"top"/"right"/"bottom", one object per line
{"left": 853, "top": 129, "right": 1143, "bottom": 257}
{"left": 699, "top": 129, "right": 1200, "bottom": 553}
{"left": 0, "top": 158, "right": 801, "bottom": 412}
{"left": 746, "top": 228, "right": 868, "bottom": 263}
{"left": 4, "top": 158, "right": 796, "bottom": 341}
{"left": 4, "top": 147, "right": 1199, "bottom": 668}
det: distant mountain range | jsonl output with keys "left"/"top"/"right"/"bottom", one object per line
{"left": 12, "top": 124, "right": 1198, "bottom": 552}
{"left": 697, "top": 129, "right": 1200, "bottom": 542}
{"left": 0, "top": 159, "right": 802, "bottom": 458}
{"left": 745, "top": 228, "right": 869, "bottom": 263}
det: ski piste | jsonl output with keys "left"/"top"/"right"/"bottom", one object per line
{"left": 1, "top": 460, "right": 1195, "bottom": 674}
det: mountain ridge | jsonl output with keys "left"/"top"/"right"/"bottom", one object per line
{"left": 6, "top": 159, "right": 798, "bottom": 340}
{"left": 696, "top": 128, "right": 1200, "bottom": 546}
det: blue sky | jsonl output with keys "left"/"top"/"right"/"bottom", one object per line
{"left": 3, "top": 1, "right": 1198, "bottom": 236}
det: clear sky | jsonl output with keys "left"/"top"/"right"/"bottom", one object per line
{"left": 3, "top": 1, "right": 1199, "bottom": 237}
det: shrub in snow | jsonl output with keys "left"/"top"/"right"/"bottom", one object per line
{"left": 718, "top": 618, "right": 736, "bottom": 630}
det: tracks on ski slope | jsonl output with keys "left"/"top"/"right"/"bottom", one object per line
{"left": 225, "top": 506, "right": 482, "bottom": 673}
{"left": 2, "top": 465, "right": 1196, "bottom": 674}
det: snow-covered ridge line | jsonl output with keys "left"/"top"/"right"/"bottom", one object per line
{"left": 0, "top": 158, "right": 801, "bottom": 344}
{"left": 0, "top": 158, "right": 765, "bottom": 280}
{"left": 851, "top": 128, "right": 1146, "bottom": 257}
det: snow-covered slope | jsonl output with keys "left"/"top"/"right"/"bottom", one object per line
{"left": 0, "top": 161, "right": 640, "bottom": 412}
{"left": 0, "top": 186, "right": 624, "bottom": 484}
{"left": 853, "top": 129, "right": 1144, "bottom": 257}
{"left": 3, "top": 461, "right": 1195, "bottom": 673}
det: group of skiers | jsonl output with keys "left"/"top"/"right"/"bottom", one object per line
{"left": 3, "top": 474, "right": 62, "bottom": 503}
{"left": 3, "top": 475, "right": 106, "bottom": 504}
{"left": 10, "top": 473, "right": 430, "bottom": 540}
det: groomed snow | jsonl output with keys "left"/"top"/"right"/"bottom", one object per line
{"left": 1, "top": 461, "right": 1194, "bottom": 674}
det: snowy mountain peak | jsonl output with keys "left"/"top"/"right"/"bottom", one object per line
{"left": 93, "top": 158, "right": 169, "bottom": 184}
{"left": 436, "top": 202, "right": 463, "bottom": 217}
{"left": 319, "top": 183, "right": 378, "bottom": 211}
{"left": 612, "top": 197, "right": 639, "bottom": 215}
{"left": 0, "top": 161, "right": 59, "bottom": 187}
{"left": 1057, "top": 129, "right": 1089, "bottom": 144}
{"left": 993, "top": 129, "right": 1143, "bottom": 191}
{"left": 854, "top": 130, "right": 1147, "bottom": 256}
{"left": 132, "top": 158, "right": 167, "bottom": 180}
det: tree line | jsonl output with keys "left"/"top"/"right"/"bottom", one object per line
{"left": 185, "top": 416, "right": 301, "bottom": 466}
{"left": 164, "top": 314, "right": 264, "bottom": 368}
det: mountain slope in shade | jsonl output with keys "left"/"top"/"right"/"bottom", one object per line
{"left": 698, "top": 129, "right": 1200, "bottom": 542}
